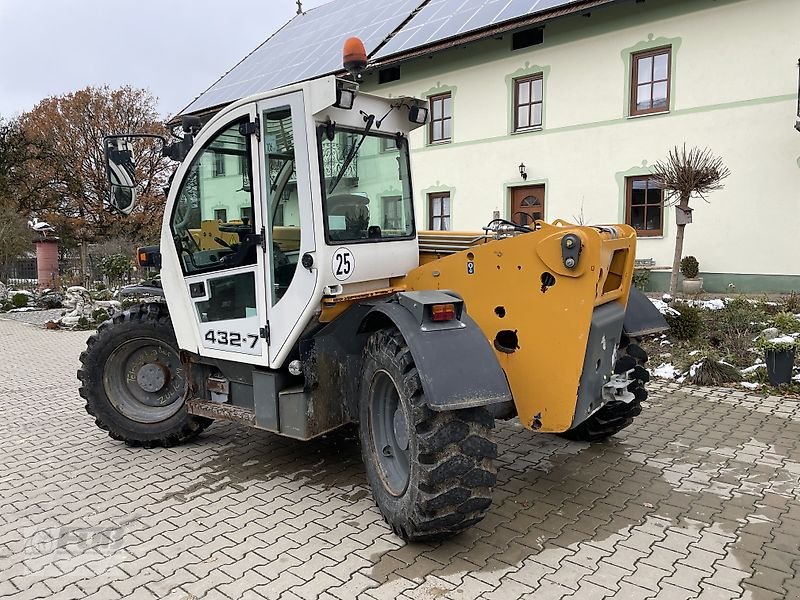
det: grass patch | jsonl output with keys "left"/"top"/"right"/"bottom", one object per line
{"left": 644, "top": 294, "right": 799, "bottom": 396}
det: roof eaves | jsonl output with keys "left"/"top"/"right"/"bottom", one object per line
{"left": 368, "top": 0, "right": 621, "bottom": 70}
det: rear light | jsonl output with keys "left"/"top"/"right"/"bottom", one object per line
{"left": 135, "top": 245, "right": 161, "bottom": 268}
{"left": 431, "top": 303, "right": 456, "bottom": 322}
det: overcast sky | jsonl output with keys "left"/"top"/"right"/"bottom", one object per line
{"left": 0, "top": 0, "right": 330, "bottom": 119}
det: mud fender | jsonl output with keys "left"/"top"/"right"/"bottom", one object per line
{"left": 624, "top": 286, "right": 669, "bottom": 337}
{"left": 361, "top": 294, "right": 512, "bottom": 412}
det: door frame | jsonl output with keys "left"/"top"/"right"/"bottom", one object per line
{"left": 507, "top": 182, "right": 547, "bottom": 224}
{"left": 256, "top": 91, "right": 318, "bottom": 367}
{"left": 160, "top": 101, "right": 271, "bottom": 367}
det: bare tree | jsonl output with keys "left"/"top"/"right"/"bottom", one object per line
{"left": 651, "top": 144, "right": 730, "bottom": 295}
{"left": 18, "top": 86, "right": 172, "bottom": 280}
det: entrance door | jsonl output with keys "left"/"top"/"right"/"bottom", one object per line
{"left": 257, "top": 93, "right": 317, "bottom": 367}
{"left": 511, "top": 184, "right": 546, "bottom": 226}
{"left": 168, "top": 103, "right": 269, "bottom": 365}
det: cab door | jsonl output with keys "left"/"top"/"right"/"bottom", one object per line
{"left": 257, "top": 93, "right": 317, "bottom": 367}
{"left": 167, "top": 103, "right": 270, "bottom": 365}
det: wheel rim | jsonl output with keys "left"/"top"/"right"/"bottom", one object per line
{"left": 369, "top": 369, "right": 411, "bottom": 496}
{"left": 102, "top": 337, "right": 186, "bottom": 424}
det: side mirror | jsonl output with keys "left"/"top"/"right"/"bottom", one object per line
{"left": 103, "top": 134, "right": 166, "bottom": 215}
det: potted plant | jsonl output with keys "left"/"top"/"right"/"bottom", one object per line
{"left": 680, "top": 256, "right": 703, "bottom": 294}
{"left": 757, "top": 334, "right": 797, "bottom": 386}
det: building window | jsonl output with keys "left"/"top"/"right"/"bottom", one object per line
{"left": 213, "top": 151, "right": 225, "bottom": 177}
{"left": 213, "top": 208, "right": 227, "bottom": 222}
{"left": 240, "top": 206, "right": 252, "bottom": 222}
{"left": 238, "top": 154, "right": 247, "bottom": 175}
{"left": 626, "top": 177, "right": 664, "bottom": 236}
{"left": 428, "top": 192, "right": 451, "bottom": 230}
{"left": 631, "top": 47, "right": 671, "bottom": 116}
{"left": 514, "top": 74, "right": 543, "bottom": 131}
{"left": 382, "top": 196, "right": 402, "bottom": 230}
{"left": 380, "top": 136, "right": 398, "bottom": 153}
{"left": 428, "top": 93, "right": 452, "bottom": 144}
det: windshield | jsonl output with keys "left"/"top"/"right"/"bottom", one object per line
{"left": 318, "top": 127, "right": 415, "bottom": 243}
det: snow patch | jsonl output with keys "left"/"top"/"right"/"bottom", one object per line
{"left": 741, "top": 363, "right": 765, "bottom": 375}
{"left": 652, "top": 363, "right": 680, "bottom": 379}
{"left": 649, "top": 297, "right": 680, "bottom": 316}
{"left": 688, "top": 361, "right": 704, "bottom": 378}
{"left": 693, "top": 298, "right": 726, "bottom": 310}
{"left": 741, "top": 382, "right": 760, "bottom": 390}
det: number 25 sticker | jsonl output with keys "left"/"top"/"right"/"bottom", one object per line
{"left": 332, "top": 247, "right": 354, "bottom": 281}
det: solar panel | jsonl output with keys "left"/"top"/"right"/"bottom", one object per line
{"left": 373, "top": 0, "right": 578, "bottom": 59}
{"left": 181, "top": 0, "right": 425, "bottom": 115}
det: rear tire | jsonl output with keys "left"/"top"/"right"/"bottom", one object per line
{"left": 78, "top": 303, "right": 211, "bottom": 448}
{"left": 358, "top": 329, "right": 497, "bottom": 541}
{"left": 559, "top": 335, "right": 648, "bottom": 442}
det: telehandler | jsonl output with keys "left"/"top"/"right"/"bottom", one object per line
{"left": 80, "top": 40, "right": 666, "bottom": 541}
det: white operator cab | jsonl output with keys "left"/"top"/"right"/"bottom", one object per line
{"left": 160, "top": 76, "right": 429, "bottom": 369}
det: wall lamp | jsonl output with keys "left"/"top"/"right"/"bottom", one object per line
{"left": 519, "top": 162, "right": 528, "bottom": 180}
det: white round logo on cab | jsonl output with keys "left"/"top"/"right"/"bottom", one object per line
{"left": 331, "top": 247, "right": 354, "bottom": 281}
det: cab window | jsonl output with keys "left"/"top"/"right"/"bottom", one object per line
{"left": 263, "top": 107, "right": 302, "bottom": 305}
{"left": 171, "top": 119, "right": 256, "bottom": 275}
{"left": 319, "top": 127, "right": 414, "bottom": 244}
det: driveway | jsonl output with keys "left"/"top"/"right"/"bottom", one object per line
{"left": 1, "top": 315, "right": 798, "bottom": 599}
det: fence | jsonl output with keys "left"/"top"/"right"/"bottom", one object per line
{"left": 1, "top": 255, "right": 126, "bottom": 290}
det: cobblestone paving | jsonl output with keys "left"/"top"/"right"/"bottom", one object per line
{"left": 0, "top": 308, "right": 64, "bottom": 326}
{"left": 2, "top": 317, "right": 800, "bottom": 599}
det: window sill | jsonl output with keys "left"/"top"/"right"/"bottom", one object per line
{"left": 511, "top": 126, "right": 543, "bottom": 135}
{"left": 636, "top": 234, "right": 665, "bottom": 239}
{"left": 627, "top": 110, "right": 670, "bottom": 120}
{"left": 427, "top": 140, "right": 452, "bottom": 146}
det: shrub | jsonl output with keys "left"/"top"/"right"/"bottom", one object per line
{"left": 633, "top": 269, "right": 650, "bottom": 291}
{"left": 680, "top": 256, "right": 699, "bottom": 279}
{"left": 703, "top": 297, "right": 768, "bottom": 367}
{"left": 690, "top": 358, "right": 742, "bottom": 386}
{"left": 745, "top": 366, "right": 771, "bottom": 385}
{"left": 11, "top": 292, "right": 30, "bottom": 308}
{"left": 37, "top": 292, "right": 63, "bottom": 309}
{"left": 91, "top": 289, "right": 113, "bottom": 301}
{"left": 91, "top": 308, "right": 110, "bottom": 323}
{"left": 756, "top": 335, "right": 796, "bottom": 353}
{"left": 773, "top": 311, "right": 800, "bottom": 334}
{"left": 665, "top": 303, "right": 702, "bottom": 340}
{"left": 784, "top": 291, "right": 800, "bottom": 314}
{"left": 760, "top": 297, "right": 782, "bottom": 316}
{"left": 101, "top": 254, "right": 131, "bottom": 286}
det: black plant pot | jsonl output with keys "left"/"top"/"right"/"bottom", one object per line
{"left": 764, "top": 348, "right": 796, "bottom": 386}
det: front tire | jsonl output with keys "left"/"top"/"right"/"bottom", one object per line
{"left": 358, "top": 329, "right": 497, "bottom": 541}
{"left": 78, "top": 303, "right": 211, "bottom": 447}
{"left": 559, "top": 335, "right": 649, "bottom": 442}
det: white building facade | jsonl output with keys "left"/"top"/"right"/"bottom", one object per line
{"left": 359, "top": 0, "right": 799, "bottom": 293}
